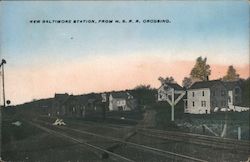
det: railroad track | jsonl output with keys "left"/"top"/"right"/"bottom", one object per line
{"left": 61, "top": 118, "right": 250, "bottom": 153}
{"left": 39, "top": 115, "right": 133, "bottom": 130}
{"left": 137, "top": 128, "right": 250, "bottom": 153}
{"left": 38, "top": 116, "right": 250, "bottom": 153}
{"left": 64, "top": 120, "right": 133, "bottom": 131}
{"left": 29, "top": 119, "right": 208, "bottom": 162}
{"left": 27, "top": 121, "right": 134, "bottom": 162}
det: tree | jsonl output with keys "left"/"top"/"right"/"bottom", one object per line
{"left": 182, "top": 77, "right": 192, "bottom": 89}
{"left": 132, "top": 84, "right": 157, "bottom": 106}
{"left": 190, "top": 56, "right": 211, "bottom": 81}
{"left": 222, "top": 65, "right": 240, "bottom": 81}
{"left": 158, "top": 76, "right": 176, "bottom": 85}
{"left": 134, "top": 84, "right": 151, "bottom": 90}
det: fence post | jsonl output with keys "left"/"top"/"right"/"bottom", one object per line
{"left": 238, "top": 127, "right": 241, "bottom": 140}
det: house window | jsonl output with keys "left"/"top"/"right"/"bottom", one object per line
{"left": 118, "top": 106, "right": 123, "bottom": 111}
{"left": 192, "top": 92, "right": 195, "bottom": 97}
{"left": 201, "top": 101, "right": 206, "bottom": 107}
{"left": 202, "top": 91, "right": 205, "bottom": 96}
{"left": 192, "top": 101, "right": 195, "bottom": 107}
{"left": 184, "top": 100, "right": 187, "bottom": 109}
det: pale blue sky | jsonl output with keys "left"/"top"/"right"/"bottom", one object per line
{"left": 0, "top": 1, "right": 249, "bottom": 104}
{"left": 1, "top": 1, "right": 249, "bottom": 67}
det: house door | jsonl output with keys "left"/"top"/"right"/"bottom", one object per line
{"left": 118, "top": 106, "right": 123, "bottom": 111}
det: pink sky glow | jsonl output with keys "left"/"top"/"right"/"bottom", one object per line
{"left": 4, "top": 56, "right": 249, "bottom": 105}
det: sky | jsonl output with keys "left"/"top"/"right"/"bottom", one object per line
{"left": 0, "top": 1, "right": 249, "bottom": 105}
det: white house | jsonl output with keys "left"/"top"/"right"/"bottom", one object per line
{"left": 109, "top": 92, "right": 136, "bottom": 111}
{"left": 158, "top": 83, "right": 184, "bottom": 101}
{"left": 184, "top": 80, "right": 243, "bottom": 114}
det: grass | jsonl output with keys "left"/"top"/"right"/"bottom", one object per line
{"left": 2, "top": 112, "right": 102, "bottom": 161}
{"left": 151, "top": 101, "right": 249, "bottom": 140}
{"left": 2, "top": 111, "right": 42, "bottom": 145}
{"left": 152, "top": 102, "right": 184, "bottom": 130}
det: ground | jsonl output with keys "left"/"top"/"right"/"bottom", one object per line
{"left": 1, "top": 106, "right": 250, "bottom": 162}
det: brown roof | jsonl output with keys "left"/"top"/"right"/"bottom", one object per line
{"left": 189, "top": 80, "right": 224, "bottom": 90}
{"left": 161, "top": 83, "right": 184, "bottom": 91}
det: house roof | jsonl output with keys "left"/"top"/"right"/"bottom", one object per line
{"left": 167, "top": 83, "right": 183, "bottom": 90}
{"left": 160, "top": 83, "right": 184, "bottom": 91}
{"left": 63, "top": 94, "right": 100, "bottom": 106}
{"left": 54, "top": 93, "right": 69, "bottom": 104}
{"left": 189, "top": 80, "right": 224, "bottom": 90}
{"left": 111, "top": 92, "right": 131, "bottom": 99}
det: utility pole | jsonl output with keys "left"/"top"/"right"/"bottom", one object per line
{"left": 1, "top": 60, "right": 6, "bottom": 108}
{"left": 171, "top": 89, "right": 175, "bottom": 121}
{"left": 0, "top": 59, "right": 6, "bottom": 161}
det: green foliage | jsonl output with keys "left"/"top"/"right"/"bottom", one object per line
{"left": 132, "top": 84, "right": 157, "bottom": 106}
{"left": 190, "top": 56, "right": 211, "bottom": 81}
{"left": 222, "top": 65, "right": 240, "bottom": 81}
{"left": 182, "top": 77, "right": 192, "bottom": 89}
{"left": 134, "top": 84, "right": 151, "bottom": 90}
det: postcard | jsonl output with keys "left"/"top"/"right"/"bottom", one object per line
{"left": 0, "top": 1, "right": 249, "bottom": 161}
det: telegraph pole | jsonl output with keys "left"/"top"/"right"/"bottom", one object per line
{"left": 0, "top": 59, "right": 6, "bottom": 161}
{"left": 171, "top": 89, "right": 175, "bottom": 121}
{"left": 1, "top": 60, "right": 6, "bottom": 108}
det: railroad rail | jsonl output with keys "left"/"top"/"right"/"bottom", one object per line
{"left": 38, "top": 115, "right": 250, "bottom": 153}
{"left": 59, "top": 118, "right": 250, "bottom": 153}
{"left": 27, "top": 121, "right": 135, "bottom": 162}
{"left": 31, "top": 119, "right": 208, "bottom": 162}
{"left": 137, "top": 128, "right": 250, "bottom": 153}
